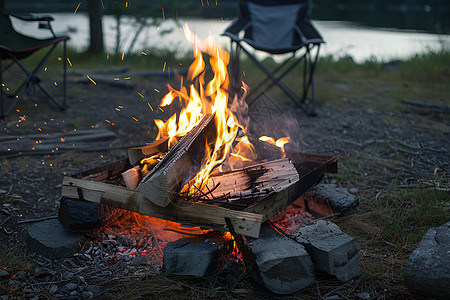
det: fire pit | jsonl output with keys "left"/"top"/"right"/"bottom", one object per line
{"left": 54, "top": 25, "right": 360, "bottom": 295}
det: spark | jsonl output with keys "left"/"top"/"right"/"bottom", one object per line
{"left": 54, "top": 82, "right": 58, "bottom": 86}
{"left": 67, "top": 58, "right": 72, "bottom": 67}
{"left": 147, "top": 103, "right": 154, "bottom": 111}
{"left": 44, "top": 67, "right": 47, "bottom": 71}
{"left": 154, "top": 89, "right": 160, "bottom": 93}
{"left": 74, "top": 2, "right": 81, "bottom": 14}
{"left": 141, "top": 51, "right": 147, "bottom": 55}
{"left": 158, "top": 107, "right": 164, "bottom": 112}
{"left": 106, "top": 54, "right": 110, "bottom": 60}
{"left": 162, "top": 62, "right": 166, "bottom": 71}
{"left": 132, "top": 117, "right": 139, "bottom": 122}
{"left": 121, "top": 52, "right": 125, "bottom": 60}
{"left": 86, "top": 75, "right": 96, "bottom": 85}
{"left": 123, "top": 77, "right": 131, "bottom": 80}
{"left": 125, "top": 1, "right": 128, "bottom": 8}
{"left": 138, "top": 93, "right": 144, "bottom": 98}
{"left": 100, "top": 0, "right": 104, "bottom": 10}
{"left": 112, "top": 109, "right": 119, "bottom": 119}
{"left": 162, "top": 8, "right": 165, "bottom": 19}
{"left": 114, "top": 78, "right": 120, "bottom": 81}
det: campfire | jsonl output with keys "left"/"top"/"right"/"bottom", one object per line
{"left": 58, "top": 25, "right": 347, "bottom": 294}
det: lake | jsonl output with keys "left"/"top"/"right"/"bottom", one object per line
{"left": 10, "top": 13, "right": 449, "bottom": 63}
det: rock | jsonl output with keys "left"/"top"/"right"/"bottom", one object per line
{"left": 0, "top": 295, "right": 9, "bottom": 300}
{"left": 405, "top": 222, "right": 450, "bottom": 299}
{"left": 65, "top": 282, "right": 78, "bottom": 291}
{"left": 82, "top": 291, "right": 93, "bottom": 299}
{"left": 85, "top": 285, "right": 101, "bottom": 295}
{"left": 309, "top": 183, "right": 359, "bottom": 213}
{"left": 58, "top": 197, "right": 122, "bottom": 232}
{"left": 356, "top": 292, "right": 371, "bottom": 299}
{"left": 27, "top": 219, "right": 84, "bottom": 259}
{"left": 163, "top": 234, "right": 224, "bottom": 277}
{"left": 294, "top": 220, "right": 361, "bottom": 282}
{"left": 243, "top": 223, "right": 315, "bottom": 294}
{"left": 49, "top": 285, "right": 58, "bottom": 294}
{"left": 0, "top": 270, "right": 9, "bottom": 278}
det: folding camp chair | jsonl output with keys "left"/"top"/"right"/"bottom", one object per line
{"left": 0, "top": 0, "right": 69, "bottom": 118}
{"left": 223, "top": 0, "right": 323, "bottom": 116}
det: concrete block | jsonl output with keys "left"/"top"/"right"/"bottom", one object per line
{"left": 310, "top": 183, "right": 358, "bottom": 213}
{"left": 294, "top": 220, "right": 361, "bottom": 282}
{"left": 244, "top": 224, "right": 315, "bottom": 294}
{"left": 58, "top": 197, "right": 123, "bottom": 232}
{"left": 405, "top": 221, "right": 450, "bottom": 299}
{"left": 163, "top": 237, "right": 223, "bottom": 277}
{"left": 27, "top": 219, "right": 84, "bottom": 259}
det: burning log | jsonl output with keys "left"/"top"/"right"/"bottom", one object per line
{"left": 137, "top": 113, "right": 217, "bottom": 207}
{"left": 127, "top": 137, "right": 169, "bottom": 165}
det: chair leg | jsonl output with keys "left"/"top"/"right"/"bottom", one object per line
{"left": 0, "top": 55, "right": 3, "bottom": 118}
{"left": 63, "top": 40, "right": 67, "bottom": 109}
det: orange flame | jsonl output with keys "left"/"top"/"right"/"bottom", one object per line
{"left": 152, "top": 24, "right": 290, "bottom": 194}
{"left": 259, "top": 136, "right": 290, "bottom": 152}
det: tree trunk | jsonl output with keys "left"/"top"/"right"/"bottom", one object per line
{"left": 87, "top": 0, "right": 104, "bottom": 54}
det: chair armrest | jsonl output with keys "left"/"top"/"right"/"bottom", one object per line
{"left": 10, "top": 13, "right": 54, "bottom": 22}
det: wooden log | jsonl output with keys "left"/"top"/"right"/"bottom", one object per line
{"left": 205, "top": 158, "right": 298, "bottom": 198}
{"left": 137, "top": 113, "right": 217, "bottom": 207}
{"left": 243, "top": 152, "right": 338, "bottom": 222}
{"left": 128, "top": 137, "right": 169, "bottom": 165}
{"left": 61, "top": 176, "right": 263, "bottom": 238}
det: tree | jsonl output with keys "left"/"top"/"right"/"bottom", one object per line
{"left": 87, "top": 0, "right": 104, "bottom": 53}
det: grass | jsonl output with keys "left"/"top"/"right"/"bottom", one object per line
{"left": 334, "top": 185, "right": 449, "bottom": 296}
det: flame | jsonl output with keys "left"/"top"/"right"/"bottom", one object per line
{"left": 152, "top": 24, "right": 247, "bottom": 194}
{"left": 259, "top": 136, "right": 290, "bottom": 152}
{"left": 151, "top": 24, "right": 291, "bottom": 194}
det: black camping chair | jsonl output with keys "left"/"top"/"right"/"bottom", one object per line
{"left": 223, "top": 0, "right": 323, "bottom": 116}
{"left": 0, "top": 0, "right": 69, "bottom": 118}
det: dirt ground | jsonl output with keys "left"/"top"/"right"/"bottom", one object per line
{"left": 0, "top": 71, "right": 448, "bottom": 298}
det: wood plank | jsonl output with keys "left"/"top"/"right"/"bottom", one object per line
{"left": 204, "top": 158, "right": 298, "bottom": 198}
{"left": 243, "top": 154, "right": 339, "bottom": 221}
{"left": 128, "top": 137, "right": 169, "bottom": 165}
{"left": 62, "top": 177, "right": 263, "bottom": 238}
{"left": 137, "top": 113, "right": 217, "bottom": 207}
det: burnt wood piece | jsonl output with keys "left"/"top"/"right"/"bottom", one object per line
{"left": 200, "top": 158, "right": 299, "bottom": 209}
{"left": 242, "top": 152, "right": 338, "bottom": 222}
{"left": 128, "top": 137, "right": 169, "bottom": 165}
{"left": 137, "top": 113, "right": 217, "bottom": 207}
{"left": 58, "top": 197, "right": 124, "bottom": 232}
{"left": 240, "top": 223, "right": 315, "bottom": 294}
{"left": 61, "top": 176, "right": 263, "bottom": 238}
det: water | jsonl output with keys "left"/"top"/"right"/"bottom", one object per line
{"left": 10, "top": 13, "right": 449, "bottom": 63}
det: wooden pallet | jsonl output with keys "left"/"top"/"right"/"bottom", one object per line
{"left": 61, "top": 144, "right": 337, "bottom": 238}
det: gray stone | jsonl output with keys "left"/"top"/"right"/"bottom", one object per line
{"left": 0, "top": 295, "right": 9, "bottom": 300}
{"left": 405, "top": 222, "right": 450, "bottom": 299}
{"left": 85, "top": 285, "right": 101, "bottom": 295}
{"left": 82, "top": 291, "right": 93, "bottom": 299}
{"left": 0, "top": 270, "right": 9, "bottom": 277}
{"left": 65, "top": 282, "right": 78, "bottom": 291}
{"left": 356, "top": 292, "right": 371, "bottom": 300}
{"left": 27, "top": 219, "right": 84, "bottom": 259}
{"left": 245, "top": 224, "right": 315, "bottom": 294}
{"left": 163, "top": 236, "right": 223, "bottom": 277}
{"left": 49, "top": 285, "right": 58, "bottom": 294}
{"left": 310, "top": 183, "right": 359, "bottom": 212}
{"left": 294, "top": 220, "right": 361, "bottom": 282}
